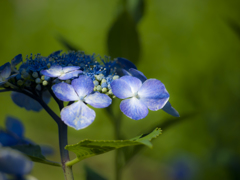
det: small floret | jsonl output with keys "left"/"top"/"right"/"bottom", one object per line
{"left": 41, "top": 65, "right": 82, "bottom": 80}
{"left": 52, "top": 75, "right": 112, "bottom": 130}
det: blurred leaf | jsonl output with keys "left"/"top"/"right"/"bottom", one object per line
{"left": 12, "top": 144, "right": 61, "bottom": 167}
{"left": 107, "top": 10, "right": 140, "bottom": 65}
{"left": 227, "top": 19, "right": 240, "bottom": 40}
{"left": 65, "top": 128, "right": 161, "bottom": 166}
{"left": 127, "top": 0, "right": 145, "bottom": 23}
{"left": 85, "top": 165, "right": 107, "bottom": 180}
{"left": 57, "top": 35, "right": 80, "bottom": 51}
{"left": 124, "top": 112, "right": 198, "bottom": 164}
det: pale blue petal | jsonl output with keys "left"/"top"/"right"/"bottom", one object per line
{"left": 7, "top": 73, "right": 18, "bottom": 80}
{"left": 40, "top": 65, "right": 63, "bottom": 77}
{"left": 0, "top": 62, "right": 11, "bottom": 79}
{"left": 59, "top": 70, "right": 82, "bottom": 80}
{"left": 5, "top": 116, "right": 24, "bottom": 138}
{"left": 52, "top": 83, "right": 79, "bottom": 101}
{"left": 138, "top": 79, "right": 169, "bottom": 99}
{"left": 122, "top": 69, "right": 132, "bottom": 76}
{"left": 71, "top": 75, "right": 94, "bottom": 98}
{"left": 11, "top": 54, "right": 22, "bottom": 67}
{"left": 62, "top": 66, "right": 80, "bottom": 73}
{"left": 129, "top": 68, "right": 147, "bottom": 82}
{"left": 120, "top": 76, "right": 142, "bottom": 94}
{"left": 11, "top": 92, "right": 42, "bottom": 112}
{"left": 120, "top": 97, "right": 148, "bottom": 120}
{"left": 0, "top": 131, "right": 18, "bottom": 146}
{"left": 140, "top": 97, "right": 169, "bottom": 111}
{"left": 162, "top": 101, "right": 180, "bottom": 117}
{"left": 111, "top": 78, "right": 133, "bottom": 99}
{"left": 0, "top": 147, "right": 33, "bottom": 175}
{"left": 84, "top": 92, "right": 112, "bottom": 108}
{"left": 60, "top": 101, "right": 96, "bottom": 130}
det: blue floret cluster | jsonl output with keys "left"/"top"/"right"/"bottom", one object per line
{"left": 0, "top": 50, "right": 179, "bottom": 130}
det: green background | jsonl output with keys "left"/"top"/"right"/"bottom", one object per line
{"left": 0, "top": 0, "right": 240, "bottom": 179}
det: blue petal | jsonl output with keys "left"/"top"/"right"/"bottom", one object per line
{"left": 0, "top": 62, "right": 11, "bottom": 79}
{"left": 60, "top": 101, "right": 96, "bottom": 130}
{"left": 111, "top": 78, "right": 133, "bottom": 99}
{"left": 140, "top": 97, "right": 169, "bottom": 111}
{"left": 120, "top": 76, "right": 142, "bottom": 94}
{"left": 120, "top": 97, "right": 148, "bottom": 120}
{"left": 48, "top": 50, "right": 62, "bottom": 58}
{"left": 11, "top": 54, "right": 22, "bottom": 67}
{"left": 0, "top": 131, "right": 18, "bottom": 146}
{"left": 42, "top": 90, "right": 51, "bottom": 105}
{"left": 0, "top": 173, "right": 6, "bottom": 180}
{"left": 5, "top": 117, "right": 24, "bottom": 138}
{"left": 162, "top": 101, "right": 180, "bottom": 117}
{"left": 40, "top": 145, "right": 54, "bottom": 156}
{"left": 116, "top": 57, "right": 137, "bottom": 70}
{"left": 71, "top": 75, "right": 94, "bottom": 98}
{"left": 122, "top": 69, "right": 132, "bottom": 76}
{"left": 138, "top": 79, "right": 169, "bottom": 99}
{"left": 59, "top": 70, "right": 82, "bottom": 80}
{"left": 52, "top": 83, "right": 79, "bottom": 101}
{"left": 84, "top": 92, "right": 112, "bottom": 108}
{"left": 11, "top": 92, "right": 42, "bottom": 112}
{"left": 0, "top": 147, "right": 33, "bottom": 175}
{"left": 129, "top": 68, "right": 147, "bottom": 82}
{"left": 40, "top": 65, "right": 63, "bottom": 77}
{"left": 62, "top": 66, "right": 80, "bottom": 73}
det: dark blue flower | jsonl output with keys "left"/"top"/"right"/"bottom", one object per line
{"left": 122, "top": 68, "right": 179, "bottom": 117}
{"left": 41, "top": 65, "right": 82, "bottom": 80}
{"left": 11, "top": 90, "right": 51, "bottom": 112}
{"left": 52, "top": 75, "right": 112, "bottom": 130}
{"left": 0, "top": 117, "right": 54, "bottom": 157}
{"left": 0, "top": 63, "right": 18, "bottom": 86}
{"left": 111, "top": 76, "right": 169, "bottom": 120}
{"left": 0, "top": 146, "right": 33, "bottom": 176}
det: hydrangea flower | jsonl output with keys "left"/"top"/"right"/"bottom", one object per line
{"left": 111, "top": 76, "right": 169, "bottom": 120}
{"left": 0, "top": 62, "right": 18, "bottom": 86}
{"left": 41, "top": 65, "right": 82, "bottom": 80}
{"left": 122, "top": 68, "right": 179, "bottom": 117}
{"left": 0, "top": 146, "right": 33, "bottom": 177}
{"left": 0, "top": 116, "right": 53, "bottom": 156}
{"left": 52, "top": 75, "right": 112, "bottom": 130}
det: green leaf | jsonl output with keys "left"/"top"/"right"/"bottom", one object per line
{"left": 127, "top": 0, "right": 145, "bottom": 23}
{"left": 12, "top": 144, "right": 61, "bottom": 167}
{"left": 124, "top": 112, "right": 198, "bottom": 164}
{"left": 85, "top": 165, "right": 107, "bottom": 180}
{"left": 107, "top": 10, "right": 140, "bottom": 65}
{"left": 65, "top": 128, "right": 162, "bottom": 166}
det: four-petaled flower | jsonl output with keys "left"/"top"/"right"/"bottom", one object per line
{"left": 0, "top": 63, "right": 18, "bottom": 86}
{"left": 52, "top": 75, "right": 112, "bottom": 130}
{"left": 41, "top": 65, "right": 82, "bottom": 80}
{"left": 122, "top": 68, "right": 179, "bottom": 117}
{"left": 111, "top": 76, "right": 169, "bottom": 120}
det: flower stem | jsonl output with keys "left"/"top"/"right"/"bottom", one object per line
{"left": 58, "top": 121, "right": 74, "bottom": 180}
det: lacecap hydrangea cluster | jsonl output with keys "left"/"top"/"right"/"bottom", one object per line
{"left": 0, "top": 50, "right": 179, "bottom": 130}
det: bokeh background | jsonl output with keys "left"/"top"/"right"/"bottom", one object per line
{"left": 0, "top": 0, "right": 240, "bottom": 179}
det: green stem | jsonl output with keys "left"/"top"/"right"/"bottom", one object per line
{"left": 66, "top": 158, "right": 80, "bottom": 167}
{"left": 114, "top": 112, "right": 123, "bottom": 180}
